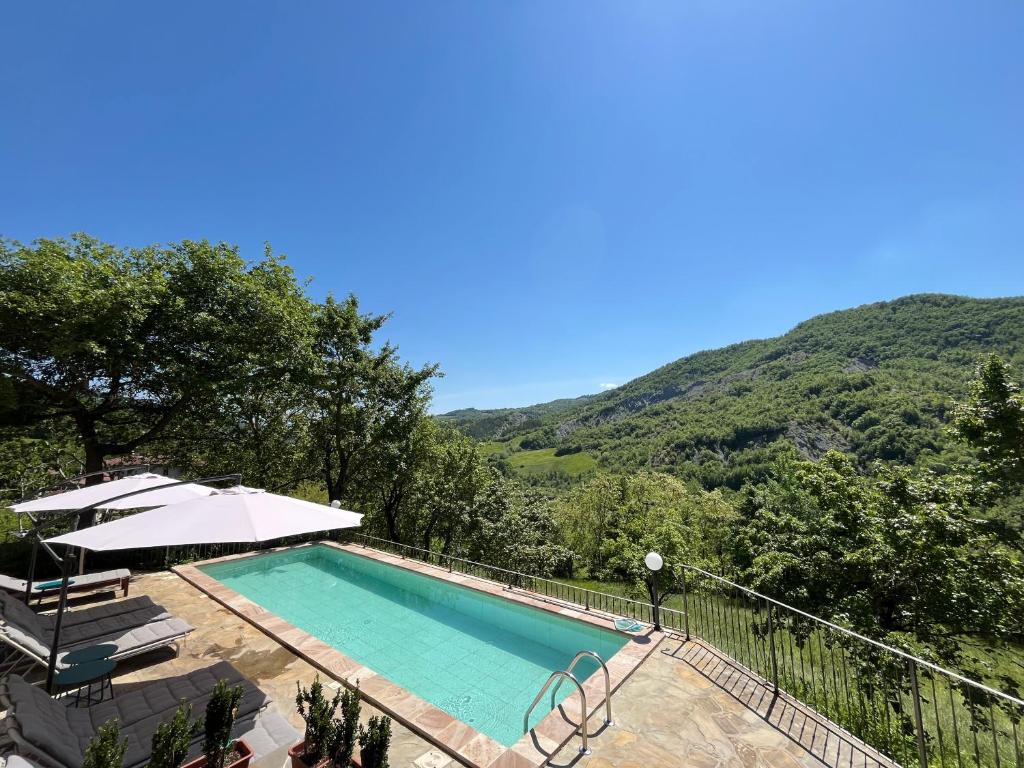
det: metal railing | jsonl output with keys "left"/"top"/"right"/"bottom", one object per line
{"left": 347, "top": 533, "right": 689, "bottom": 630}
{"left": 347, "top": 534, "right": 1023, "bottom": 768}
{"left": 12, "top": 507, "right": 1020, "bottom": 768}
{"left": 524, "top": 670, "right": 591, "bottom": 754}
{"left": 679, "top": 566, "right": 1024, "bottom": 768}
{"left": 551, "top": 650, "right": 614, "bottom": 727}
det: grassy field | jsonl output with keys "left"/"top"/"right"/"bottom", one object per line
{"left": 477, "top": 440, "right": 512, "bottom": 457}
{"left": 505, "top": 447, "right": 598, "bottom": 477}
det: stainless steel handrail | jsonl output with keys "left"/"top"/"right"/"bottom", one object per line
{"left": 523, "top": 670, "right": 591, "bottom": 754}
{"left": 550, "top": 650, "right": 613, "bottom": 726}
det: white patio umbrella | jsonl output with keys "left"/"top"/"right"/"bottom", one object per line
{"left": 45, "top": 485, "right": 363, "bottom": 551}
{"left": 41, "top": 484, "right": 362, "bottom": 693}
{"left": 10, "top": 472, "right": 215, "bottom": 513}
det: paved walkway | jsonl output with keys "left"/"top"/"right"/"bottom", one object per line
{"left": 55, "top": 572, "right": 892, "bottom": 768}
{"left": 551, "top": 638, "right": 894, "bottom": 768}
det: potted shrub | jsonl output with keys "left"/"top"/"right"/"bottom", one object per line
{"left": 84, "top": 719, "right": 127, "bottom": 768}
{"left": 183, "top": 679, "right": 251, "bottom": 768}
{"left": 357, "top": 716, "right": 391, "bottom": 768}
{"left": 148, "top": 701, "right": 200, "bottom": 768}
{"left": 289, "top": 675, "right": 341, "bottom": 768}
{"left": 329, "top": 683, "right": 362, "bottom": 768}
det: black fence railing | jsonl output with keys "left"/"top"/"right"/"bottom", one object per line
{"left": 679, "top": 566, "right": 1024, "bottom": 768}
{"left": 12, "top": 520, "right": 1022, "bottom": 767}
{"left": 345, "top": 532, "right": 688, "bottom": 630}
{"left": 346, "top": 534, "right": 1023, "bottom": 768}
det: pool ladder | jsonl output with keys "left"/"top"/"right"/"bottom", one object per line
{"left": 522, "top": 650, "right": 613, "bottom": 755}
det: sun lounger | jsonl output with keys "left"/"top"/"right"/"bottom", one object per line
{"left": 0, "top": 569, "right": 131, "bottom": 602}
{"left": 0, "top": 661, "right": 300, "bottom": 768}
{"left": 0, "top": 590, "right": 192, "bottom": 672}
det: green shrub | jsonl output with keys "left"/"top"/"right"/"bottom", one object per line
{"left": 295, "top": 674, "right": 341, "bottom": 764}
{"left": 330, "top": 682, "right": 361, "bottom": 767}
{"left": 203, "top": 679, "right": 244, "bottom": 768}
{"left": 357, "top": 715, "right": 391, "bottom": 768}
{"left": 84, "top": 720, "right": 128, "bottom": 768}
{"left": 148, "top": 700, "right": 200, "bottom": 768}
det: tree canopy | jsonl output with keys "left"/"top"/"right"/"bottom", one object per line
{"left": 0, "top": 235, "right": 311, "bottom": 486}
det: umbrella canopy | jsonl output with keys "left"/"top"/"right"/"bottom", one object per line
{"left": 44, "top": 486, "right": 363, "bottom": 551}
{"left": 10, "top": 472, "right": 216, "bottom": 514}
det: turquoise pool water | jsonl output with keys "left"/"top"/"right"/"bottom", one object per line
{"left": 200, "top": 545, "right": 627, "bottom": 746}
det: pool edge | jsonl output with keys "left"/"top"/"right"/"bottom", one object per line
{"left": 174, "top": 542, "right": 664, "bottom": 768}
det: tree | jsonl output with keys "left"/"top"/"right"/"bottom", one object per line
{"left": 0, "top": 235, "right": 312, "bottom": 524}
{"left": 735, "top": 451, "right": 1024, "bottom": 667}
{"left": 410, "top": 421, "right": 486, "bottom": 555}
{"left": 551, "top": 474, "right": 624, "bottom": 574}
{"left": 554, "top": 470, "right": 738, "bottom": 589}
{"left": 0, "top": 428, "right": 82, "bottom": 507}
{"left": 309, "top": 295, "right": 438, "bottom": 516}
{"left": 598, "top": 472, "right": 693, "bottom": 605}
{"left": 467, "top": 469, "right": 573, "bottom": 577}
{"left": 951, "top": 354, "right": 1024, "bottom": 493}
{"left": 167, "top": 371, "right": 313, "bottom": 493}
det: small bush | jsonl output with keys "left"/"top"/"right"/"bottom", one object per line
{"left": 148, "top": 700, "right": 200, "bottom": 768}
{"left": 204, "top": 679, "right": 244, "bottom": 768}
{"left": 296, "top": 674, "right": 341, "bottom": 764}
{"left": 84, "top": 720, "right": 128, "bottom": 768}
{"left": 358, "top": 715, "right": 391, "bottom": 768}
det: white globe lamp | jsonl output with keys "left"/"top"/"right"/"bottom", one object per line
{"left": 645, "top": 551, "right": 663, "bottom": 631}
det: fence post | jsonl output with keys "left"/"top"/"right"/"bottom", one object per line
{"left": 765, "top": 599, "right": 779, "bottom": 693}
{"left": 908, "top": 659, "right": 929, "bottom": 768}
{"left": 680, "top": 568, "right": 690, "bottom": 641}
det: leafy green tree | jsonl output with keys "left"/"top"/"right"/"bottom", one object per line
{"left": 552, "top": 474, "right": 624, "bottom": 574}
{"left": 410, "top": 421, "right": 486, "bottom": 554}
{"left": 167, "top": 373, "right": 313, "bottom": 493}
{"left": 554, "top": 470, "right": 739, "bottom": 587}
{"left": 951, "top": 354, "right": 1024, "bottom": 493}
{"left": 0, "top": 235, "right": 312, "bottom": 524}
{"left": 735, "top": 451, "right": 1024, "bottom": 667}
{"left": 309, "top": 295, "right": 438, "bottom": 518}
{"left": 596, "top": 472, "right": 694, "bottom": 605}
{"left": 467, "top": 469, "right": 573, "bottom": 577}
{"left": 0, "top": 429, "right": 82, "bottom": 508}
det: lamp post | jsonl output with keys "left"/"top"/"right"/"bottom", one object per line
{"left": 645, "top": 551, "right": 663, "bottom": 631}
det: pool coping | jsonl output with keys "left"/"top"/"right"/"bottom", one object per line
{"left": 174, "top": 541, "right": 664, "bottom": 768}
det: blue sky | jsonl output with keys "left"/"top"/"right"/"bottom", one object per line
{"left": 2, "top": 2, "right": 1022, "bottom": 413}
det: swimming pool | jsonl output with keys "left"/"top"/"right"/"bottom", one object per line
{"left": 199, "top": 544, "right": 627, "bottom": 747}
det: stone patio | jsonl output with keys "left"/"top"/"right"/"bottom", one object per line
{"left": 42, "top": 570, "right": 894, "bottom": 768}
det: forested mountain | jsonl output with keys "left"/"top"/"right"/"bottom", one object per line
{"left": 440, "top": 294, "right": 1024, "bottom": 489}
{"left": 439, "top": 395, "right": 595, "bottom": 440}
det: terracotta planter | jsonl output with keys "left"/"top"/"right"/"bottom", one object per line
{"left": 287, "top": 740, "right": 360, "bottom": 768}
{"left": 181, "top": 739, "right": 253, "bottom": 768}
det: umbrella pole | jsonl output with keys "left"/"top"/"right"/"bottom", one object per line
{"left": 44, "top": 553, "right": 74, "bottom": 694}
{"left": 24, "top": 538, "right": 39, "bottom": 605}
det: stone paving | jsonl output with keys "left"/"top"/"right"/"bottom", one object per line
{"left": 43, "top": 571, "right": 895, "bottom": 768}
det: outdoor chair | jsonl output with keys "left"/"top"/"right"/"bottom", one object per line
{"left": 0, "top": 660, "right": 299, "bottom": 768}
{"left": 0, "top": 569, "right": 131, "bottom": 603}
{"left": 0, "top": 590, "right": 193, "bottom": 677}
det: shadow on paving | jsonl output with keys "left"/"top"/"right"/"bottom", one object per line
{"left": 663, "top": 637, "right": 898, "bottom": 768}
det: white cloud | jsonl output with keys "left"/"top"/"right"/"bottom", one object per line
{"left": 599, "top": 382, "right": 618, "bottom": 390}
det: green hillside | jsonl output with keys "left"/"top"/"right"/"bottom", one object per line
{"left": 440, "top": 294, "right": 1024, "bottom": 489}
